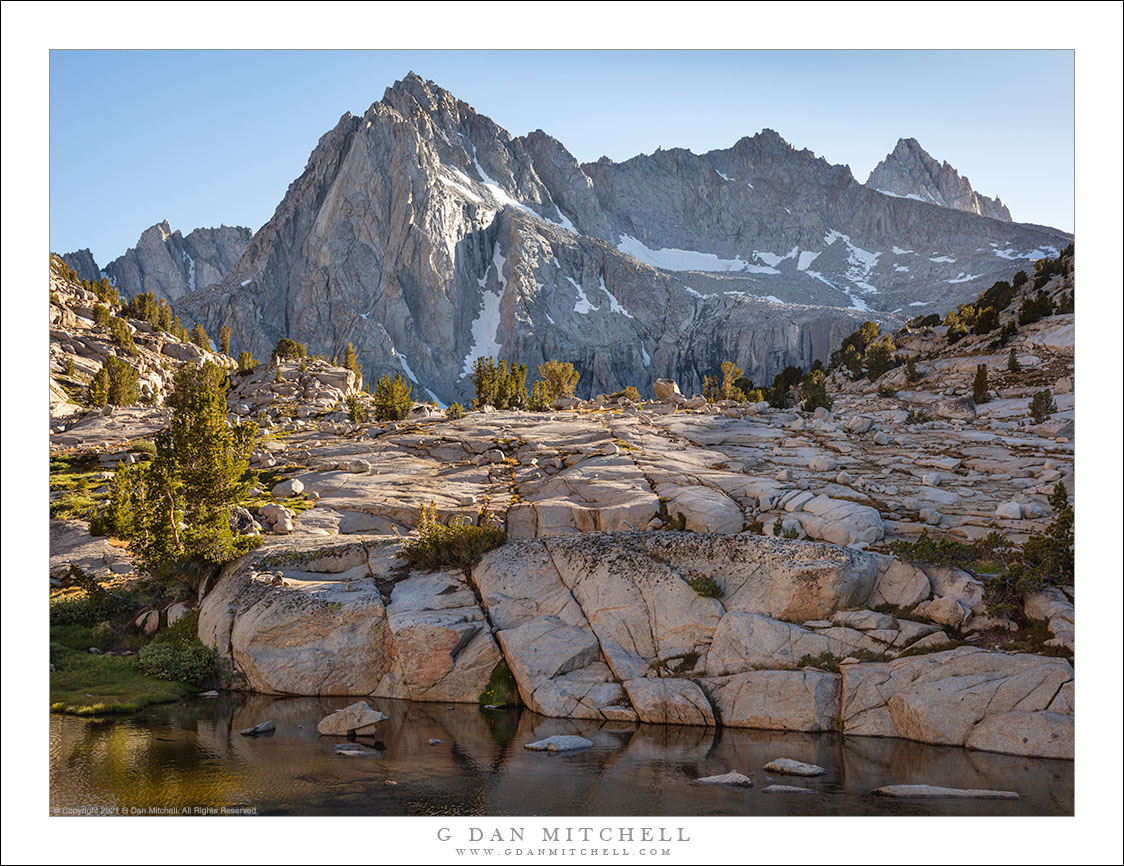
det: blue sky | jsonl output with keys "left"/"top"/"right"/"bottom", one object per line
{"left": 50, "top": 49, "right": 1074, "bottom": 266}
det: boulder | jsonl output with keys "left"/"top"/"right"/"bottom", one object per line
{"left": 873, "top": 785, "right": 1018, "bottom": 800}
{"left": 198, "top": 538, "right": 396, "bottom": 695}
{"left": 763, "top": 758, "right": 826, "bottom": 776}
{"left": 316, "top": 701, "right": 388, "bottom": 736}
{"left": 271, "top": 478, "right": 304, "bottom": 498}
{"left": 702, "top": 669, "right": 840, "bottom": 732}
{"left": 808, "top": 454, "right": 839, "bottom": 473}
{"left": 623, "top": 677, "right": 716, "bottom": 726}
{"left": 652, "top": 379, "right": 684, "bottom": 402}
{"left": 868, "top": 556, "right": 931, "bottom": 608}
{"left": 995, "top": 501, "right": 1024, "bottom": 520}
{"left": 841, "top": 647, "right": 1073, "bottom": 758}
{"left": 795, "top": 495, "right": 884, "bottom": 546}
{"left": 843, "top": 415, "right": 874, "bottom": 434}
{"left": 240, "top": 720, "right": 276, "bottom": 736}
{"left": 165, "top": 601, "right": 191, "bottom": 626}
{"left": 937, "top": 397, "right": 977, "bottom": 421}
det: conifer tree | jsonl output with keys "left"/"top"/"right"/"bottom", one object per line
{"left": 219, "top": 325, "right": 232, "bottom": 356}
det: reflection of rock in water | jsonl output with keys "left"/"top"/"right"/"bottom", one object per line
{"left": 50, "top": 697, "right": 1073, "bottom": 816}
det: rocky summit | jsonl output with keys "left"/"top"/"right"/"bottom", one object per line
{"left": 866, "top": 138, "right": 1012, "bottom": 222}
{"left": 163, "top": 72, "right": 1069, "bottom": 405}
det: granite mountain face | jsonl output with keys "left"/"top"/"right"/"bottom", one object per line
{"left": 146, "top": 73, "right": 1064, "bottom": 403}
{"left": 64, "top": 221, "right": 253, "bottom": 305}
{"left": 866, "top": 137, "right": 1012, "bottom": 222}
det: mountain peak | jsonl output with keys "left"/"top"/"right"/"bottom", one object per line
{"left": 867, "top": 138, "right": 1011, "bottom": 221}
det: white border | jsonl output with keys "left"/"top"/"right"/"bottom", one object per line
{"left": 3, "top": 3, "right": 1122, "bottom": 864}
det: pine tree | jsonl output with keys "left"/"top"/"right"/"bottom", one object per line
{"left": 973, "top": 363, "right": 990, "bottom": 404}
{"left": 344, "top": 342, "right": 362, "bottom": 380}
{"left": 1029, "top": 390, "right": 1057, "bottom": 424}
{"left": 219, "top": 325, "right": 232, "bottom": 356}
{"left": 537, "top": 360, "right": 580, "bottom": 402}
{"left": 720, "top": 361, "right": 747, "bottom": 401}
{"left": 87, "top": 364, "right": 110, "bottom": 407}
{"left": 800, "top": 368, "right": 833, "bottom": 412}
{"left": 191, "top": 323, "right": 210, "bottom": 350}
{"left": 105, "top": 355, "right": 140, "bottom": 406}
{"left": 237, "top": 351, "right": 257, "bottom": 375}
{"left": 528, "top": 380, "right": 551, "bottom": 412}
{"left": 93, "top": 304, "right": 112, "bottom": 328}
{"left": 373, "top": 373, "right": 412, "bottom": 420}
{"left": 1007, "top": 347, "right": 1021, "bottom": 372}
{"left": 96, "top": 362, "right": 254, "bottom": 588}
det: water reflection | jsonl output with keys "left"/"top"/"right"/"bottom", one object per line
{"left": 50, "top": 695, "right": 1073, "bottom": 816}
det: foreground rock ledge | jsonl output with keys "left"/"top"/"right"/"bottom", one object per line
{"left": 198, "top": 531, "right": 1073, "bottom": 760}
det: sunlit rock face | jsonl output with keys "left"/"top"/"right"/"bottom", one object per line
{"left": 176, "top": 73, "right": 1068, "bottom": 404}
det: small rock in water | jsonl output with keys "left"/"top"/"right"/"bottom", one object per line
{"left": 873, "top": 785, "right": 1019, "bottom": 800}
{"left": 763, "top": 758, "right": 826, "bottom": 777}
{"left": 198, "top": 690, "right": 220, "bottom": 697}
{"left": 693, "top": 772, "right": 753, "bottom": 788}
{"left": 240, "top": 720, "right": 276, "bottom": 736}
{"left": 762, "top": 784, "right": 819, "bottom": 794}
{"left": 524, "top": 735, "right": 593, "bottom": 753}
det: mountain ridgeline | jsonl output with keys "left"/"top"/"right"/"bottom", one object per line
{"left": 65, "top": 73, "right": 1070, "bottom": 404}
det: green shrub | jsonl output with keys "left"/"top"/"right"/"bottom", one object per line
{"left": 1029, "top": 390, "right": 1057, "bottom": 424}
{"left": 611, "top": 385, "right": 642, "bottom": 403}
{"left": 1007, "top": 348, "right": 1021, "bottom": 372}
{"left": 130, "top": 439, "right": 157, "bottom": 455}
{"left": 905, "top": 409, "right": 931, "bottom": 425}
{"left": 446, "top": 402, "right": 466, "bottom": 420}
{"left": 903, "top": 355, "right": 921, "bottom": 382}
{"left": 983, "top": 483, "right": 1073, "bottom": 618}
{"left": 137, "top": 641, "right": 219, "bottom": 687}
{"left": 274, "top": 337, "right": 307, "bottom": 360}
{"left": 397, "top": 502, "right": 507, "bottom": 570}
{"left": 49, "top": 566, "right": 133, "bottom": 626}
{"left": 92, "top": 304, "right": 112, "bottom": 328}
{"left": 373, "top": 373, "right": 412, "bottom": 421}
{"left": 687, "top": 574, "right": 723, "bottom": 599}
{"left": 831, "top": 321, "right": 880, "bottom": 378}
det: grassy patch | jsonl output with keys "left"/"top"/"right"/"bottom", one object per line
{"left": 49, "top": 644, "right": 194, "bottom": 716}
{"left": 49, "top": 454, "right": 107, "bottom": 520}
{"left": 479, "top": 660, "right": 521, "bottom": 707}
